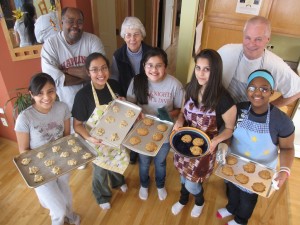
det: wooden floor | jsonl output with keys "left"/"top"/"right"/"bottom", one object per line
{"left": 0, "top": 137, "right": 299, "bottom": 225}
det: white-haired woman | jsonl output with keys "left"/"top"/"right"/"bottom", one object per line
{"left": 111, "top": 16, "right": 153, "bottom": 164}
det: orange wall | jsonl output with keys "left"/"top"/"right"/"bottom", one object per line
{"left": 0, "top": 0, "right": 93, "bottom": 141}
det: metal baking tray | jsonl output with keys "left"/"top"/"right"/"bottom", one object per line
{"left": 122, "top": 114, "right": 173, "bottom": 157}
{"left": 214, "top": 153, "right": 276, "bottom": 198}
{"left": 13, "top": 133, "right": 97, "bottom": 188}
{"left": 90, "top": 99, "right": 142, "bottom": 147}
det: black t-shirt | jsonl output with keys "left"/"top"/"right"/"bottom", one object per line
{"left": 236, "top": 102, "right": 295, "bottom": 145}
{"left": 72, "top": 79, "right": 123, "bottom": 122}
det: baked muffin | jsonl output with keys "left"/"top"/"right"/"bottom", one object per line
{"left": 181, "top": 134, "right": 192, "bottom": 143}
{"left": 129, "top": 136, "right": 141, "bottom": 145}
{"left": 156, "top": 123, "right": 168, "bottom": 132}
{"left": 152, "top": 132, "right": 164, "bottom": 141}
{"left": 192, "top": 138, "right": 204, "bottom": 146}
{"left": 145, "top": 142, "right": 158, "bottom": 152}
{"left": 190, "top": 146, "right": 202, "bottom": 156}
{"left": 137, "top": 127, "right": 149, "bottom": 136}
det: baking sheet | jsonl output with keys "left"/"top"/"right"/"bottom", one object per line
{"left": 122, "top": 114, "right": 173, "bottom": 157}
{"left": 13, "top": 133, "right": 97, "bottom": 188}
{"left": 214, "top": 153, "right": 276, "bottom": 198}
{"left": 90, "top": 99, "right": 142, "bottom": 147}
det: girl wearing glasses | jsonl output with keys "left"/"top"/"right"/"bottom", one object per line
{"left": 72, "top": 53, "right": 127, "bottom": 210}
{"left": 217, "top": 69, "right": 295, "bottom": 225}
{"left": 127, "top": 47, "right": 184, "bottom": 201}
{"left": 171, "top": 49, "right": 236, "bottom": 217}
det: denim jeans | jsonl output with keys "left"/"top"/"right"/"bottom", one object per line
{"left": 139, "top": 143, "right": 170, "bottom": 188}
{"left": 179, "top": 176, "right": 204, "bottom": 206}
{"left": 92, "top": 164, "right": 125, "bottom": 204}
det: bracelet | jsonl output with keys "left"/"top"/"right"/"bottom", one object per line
{"left": 279, "top": 169, "right": 290, "bottom": 177}
{"left": 280, "top": 166, "right": 291, "bottom": 172}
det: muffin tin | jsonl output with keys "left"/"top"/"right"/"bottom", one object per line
{"left": 214, "top": 153, "right": 277, "bottom": 198}
{"left": 13, "top": 133, "right": 97, "bottom": 188}
{"left": 122, "top": 114, "right": 173, "bottom": 156}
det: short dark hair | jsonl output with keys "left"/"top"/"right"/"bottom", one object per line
{"left": 61, "top": 7, "right": 84, "bottom": 20}
{"left": 29, "top": 73, "right": 55, "bottom": 96}
{"left": 85, "top": 52, "right": 110, "bottom": 70}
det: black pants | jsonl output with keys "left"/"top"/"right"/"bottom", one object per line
{"left": 130, "top": 151, "right": 138, "bottom": 162}
{"left": 226, "top": 182, "right": 258, "bottom": 225}
{"left": 179, "top": 183, "right": 204, "bottom": 206}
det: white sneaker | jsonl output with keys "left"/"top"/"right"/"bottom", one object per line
{"left": 139, "top": 187, "right": 148, "bottom": 200}
{"left": 191, "top": 204, "right": 204, "bottom": 217}
{"left": 171, "top": 202, "right": 185, "bottom": 215}
{"left": 120, "top": 184, "right": 128, "bottom": 193}
{"left": 157, "top": 187, "right": 167, "bottom": 200}
{"left": 77, "top": 164, "right": 87, "bottom": 170}
{"left": 99, "top": 202, "right": 111, "bottom": 210}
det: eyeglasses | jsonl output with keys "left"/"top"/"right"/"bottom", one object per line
{"left": 124, "top": 32, "right": 141, "bottom": 39}
{"left": 63, "top": 19, "right": 84, "bottom": 26}
{"left": 247, "top": 86, "right": 271, "bottom": 93}
{"left": 144, "top": 63, "right": 164, "bottom": 70}
{"left": 89, "top": 66, "right": 109, "bottom": 74}
{"left": 195, "top": 65, "right": 210, "bottom": 72}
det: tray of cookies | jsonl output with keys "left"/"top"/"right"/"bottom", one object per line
{"left": 214, "top": 153, "right": 276, "bottom": 198}
{"left": 90, "top": 99, "right": 142, "bottom": 148}
{"left": 169, "top": 127, "right": 211, "bottom": 158}
{"left": 122, "top": 114, "right": 174, "bottom": 156}
{"left": 13, "top": 133, "right": 97, "bottom": 188}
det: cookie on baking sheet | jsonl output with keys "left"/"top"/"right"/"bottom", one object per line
{"left": 258, "top": 170, "right": 272, "bottom": 180}
{"left": 52, "top": 145, "right": 61, "bottom": 153}
{"left": 29, "top": 166, "right": 39, "bottom": 175}
{"left": 110, "top": 133, "right": 119, "bottom": 141}
{"left": 34, "top": 174, "right": 44, "bottom": 183}
{"left": 36, "top": 152, "right": 45, "bottom": 159}
{"left": 67, "top": 159, "right": 77, "bottom": 166}
{"left": 60, "top": 151, "right": 70, "bottom": 158}
{"left": 192, "top": 138, "right": 204, "bottom": 146}
{"left": 21, "top": 158, "right": 31, "bottom": 165}
{"left": 226, "top": 155, "right": 238, "bottom": 165}
{"left": 67, "top": 139, "right": 76, "bottom": 145}
{"left": 152, "top": 132, "right": 164, "bottom": 141}
{"left": 137, "top": 127, "right": 149, "bottom": 136}
{"left": 112, "top": 105, "right": 120, "bottom": 113}
{"left": 125, "top": 109, "right": 135, "bottom": 118}
{"left": 252, "top": 182, "right": 266, "bottom": 192}
{"left": 72, "top": 145, "right": 82, "bottom": 153}
{"left": 190, "top": 146, "right": 202, "bottom": 156}
{"left": 243, "top": 162, "right": 256, "bottom": 173}
{"left": 145, "top": 142, "right": 158, "bottom": 152}
{"left": 119, "top": 120, "right": 128, "bottom": 128}
{"left": 52, "top": 166, "right": 61, "bottom": 175}
{"left": 235, "top": 173, "right": 249, "bottom": 184}
{"left": 129, "top": 136, "right": 141, "bottom": 145}
{"left": 82, "top": 153, "right": 92, "bottom": 159}
{"left": 156, "top": 123, "right": 168, "bottom": 132}
{"left": 143, "top": 118, "right": 154, "bottom": 126}
{"left": 96, "top": 128, "right": 105, "bottom": 136}
{"left": 221, "top": 165, "right": 234, "bottom": 176}
{"left": 105, "top": 116, "right": 115, "bottom": 123}
{"left": 44, "top": 159, "right": 55, "bottom": 167}
{"left": 181, "top": 134, "right": 192, "bottom": 143}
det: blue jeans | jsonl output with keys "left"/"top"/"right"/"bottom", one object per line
{"left": 139, "top": 143, "right": 170, "bottom": 188}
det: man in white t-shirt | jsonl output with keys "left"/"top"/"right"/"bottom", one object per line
{"left": 218, "top": 16, "right": 300, "bottom": 107}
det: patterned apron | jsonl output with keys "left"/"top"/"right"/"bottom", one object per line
{"left": 231, "top": 105, "right": 278, "bottom": 169}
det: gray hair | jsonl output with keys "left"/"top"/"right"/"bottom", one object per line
{"left": 120, "top": 17, "right": 146, "bottom": 38}
{"left": 243, "top": 16, "right": 271, "bottom": 38}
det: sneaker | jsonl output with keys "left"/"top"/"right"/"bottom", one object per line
{"left": 216, "top": 208, "right": 232, "bottom": 219}
{"left": 226, "top": 219, "right": 242, "bottom": 225}
{"left": 171, "top": 202, "right": 185, "bottom": 215}
{"left": 157, "top": 187, "right": 167, "bottom": 200}
{"left": 191, "top": 204, "right": 204, "bottom": 217}
{"left": 120, "top": 184, "right": 128, "bottom": 193}
{"left": 139, "top": 187, "right": 148, "bottom": 200}
{"left": 99, "top": 202, "right": 111, "bottom": 210}
{"left": 77, "top": 164, "right": 87, "bottom": 170}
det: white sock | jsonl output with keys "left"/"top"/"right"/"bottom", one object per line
{"left": 227, "top": 219, "right": 242, "bottom": 225}
{"left": 99, "top": 202, "right": 111, "bottom": 210}
{"left": 120, "top": 184, "right": 128, "bottom": 193}
{"left": 191, "top": 204, "right": 204, "bottom": 217}
{"left": 139, "top": 187, "right": 148, "bottom": 200}
{"left": 171, "top": 202, "right": 185, "bottom": 215}
{"left": 157, "top": 187, "right": 167, "bottom": 200}
{"left": 216, "top": 208, "right": 232, "bottom": 219}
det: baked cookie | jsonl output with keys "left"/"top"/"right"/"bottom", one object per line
{"left": 258, "top": 170, "right": 272, "bottom": 180}
{"left": 110, "top": 133, "right": 119, "bottom": 141}
{"left": 67, "top": 159, "right": 77, "bottom": 166}
{"left": 96, "top": 128, "right": 105, "bottom": 136}
{"left": 152, "top": 132, "right": 164, "bottom": 141}
{"left": 243, "top": 162, "right": 256, "bottom": 173}
{"left": 52, "top": 145, "right": 61, "bottom": 153}
{"left": 34, "top": 174, "right": 44, "bottom": 183}
{"left": 105, "top": 116, "right": 115, "bottom": 123}
{"left": 156, "top": 123, "right": 168, "bottom": 132}
{"left": 235, "top": 173, "right": 249, "bottom": 184}
{"left": 192, "top": 138, "right": 204, "bottom": 146}
{"left": 125, "top": 109, "right": 135, "bottom": 118}
{"left": 145, "top": 142, "right": 158, "bottom": 152}
{"left": 190, "top": 146, "right": 203, "bottom": 156}
{"left": 72, "top": 145, "right": 82, "bottom": 153}
{"left": 137, "top": 127, "right": 149, "bottom": 136}
{"left": 44, "top": 159, "right": 55, "bottom": 167}
{"left": 181, "top": 134, "right": 192, "bottom": 143}
{"left": 119, "top": 120, "right": 128, "bottom": 128}
{"left": 36, "top": 152, "right": 45, "bottom": 159}
{"left": 226, "top": 155, "right": 238, "bottom": 165}
{"left": 52, "top": 166, "right": 61, "bottom": 175}
{"left": 60, "top": 151, "right": 69, "bottom": 158}
{"left": 129, "top": 136, "right": 141, "bottom": 145}
{"left": 112, "top": 105, "right": 120, "bottom": 113}
{"left": 143, "top": 118, "right": 154, "bottom": 126}
{"left": 29, "top": 166, "right": 39, "bottom": 175}
{"left": 67, "top": 139, "right": 76, "bottom": 145}
{"left": 252, "top": 182, "right": 266, "bottom": 192}
{"left": 82, "top": 153, "right": 92, "bottom": 159}
{"left": 221, "top": 165, "right": 234, "bottom": 176}
{"left": 21, "top": 158, "right": 31, "bottom": 165}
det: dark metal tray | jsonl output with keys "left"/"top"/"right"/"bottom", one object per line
{"left": 122, "top": 114, "right": 173, "bottom": 157}
{"left": 13, "top": 133, "right": 97, "bottom": 188}
{"left": 214, "top": 153, "right": 276, "bottom": 198}
{"left": 90, "top": 99, "right": 142, "bottom": 147}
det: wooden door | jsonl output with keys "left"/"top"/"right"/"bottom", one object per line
{"left": 162, "top": 0, "right": 175, "bottom": 50}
